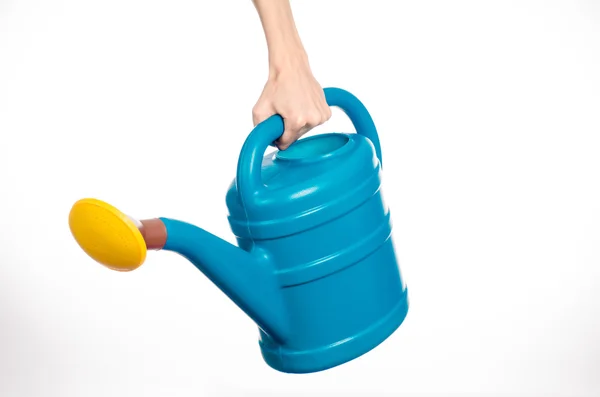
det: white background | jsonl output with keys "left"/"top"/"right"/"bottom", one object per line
{"left": 1, "top": 0, "right": 599, "bottom": 396}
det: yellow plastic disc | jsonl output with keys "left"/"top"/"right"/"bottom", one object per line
{"left": 68, "top": 198, "right": 147, "bottom": 272}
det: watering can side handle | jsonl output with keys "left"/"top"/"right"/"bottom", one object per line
{"left": 236, "top": 87, "right": 382, "bottom": 207}
{"left": 323, "top": 87, "right": 382, "bottom": 166}
{"left": 236, "top": 114, "right": 285, "bottom": 207}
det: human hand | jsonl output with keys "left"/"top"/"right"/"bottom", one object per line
{"left": 252, "top": 57, "right": 331, "bottom": 150}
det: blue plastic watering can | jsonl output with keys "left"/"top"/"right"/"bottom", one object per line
{"left": 68, "top": 87, "right": 410, "bottom": 374}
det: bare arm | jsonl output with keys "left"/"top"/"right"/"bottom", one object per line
{"left": 252, "top": 0, "right": 307, "bottom": 73}
{"left": 251, "top": 0, "right": 331, "bottom": 150}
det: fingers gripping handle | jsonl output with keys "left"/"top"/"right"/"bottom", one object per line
{"left": 236, "top": 87, "right": 382, "bottom": 208}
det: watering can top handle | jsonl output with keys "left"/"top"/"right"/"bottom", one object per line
{"left": 236, "top": 87, "right": 382, "bottom": 205}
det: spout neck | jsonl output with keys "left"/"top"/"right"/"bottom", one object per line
{"left": 158, "top": 218, "right": 290, "bottom": 344}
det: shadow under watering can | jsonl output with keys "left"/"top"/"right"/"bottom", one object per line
{"left": 68, "top": 87, "right": 410, "bottom": 374}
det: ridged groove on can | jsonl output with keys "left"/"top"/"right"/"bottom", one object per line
{"left": 276, "top": 212, "right": 393, "bottom": 287}
{"left": 228, "top": 167, "right": 382, "bottom": 240}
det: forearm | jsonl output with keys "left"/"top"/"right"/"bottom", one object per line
{"left": 251, "top": 0, "right": 309, "bottom": 74}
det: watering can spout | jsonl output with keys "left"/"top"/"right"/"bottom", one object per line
{"left": 68, "top": 198, "right": 290, "bottom": 344}
{"left": 158, "top": 218, "right": 290, "bottom": 342}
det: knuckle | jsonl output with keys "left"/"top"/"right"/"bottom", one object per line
{"left": 252, "top": 102, "right": 270, "bottom": 117}
{"left": 251, "top": 102, "right": 262, "bottom": 114}
{"left": 252, "top": 108, "right": 265, "bottom": 120}
{"left": 288, "top": 115, "right": 306, "bottom": 128}
{"left": 306, "top": 112, "right": 322, "bottom": 127}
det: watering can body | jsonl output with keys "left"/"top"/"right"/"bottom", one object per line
{"left": 223, "top": 87, "right": 409, "bottom": 373}
{"left": 68, "top": 87, "right": 409, "bottom": 374}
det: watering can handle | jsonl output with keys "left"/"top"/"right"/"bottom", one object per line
{"left": 236, "top": 87, "right": 382, "bottom": 206}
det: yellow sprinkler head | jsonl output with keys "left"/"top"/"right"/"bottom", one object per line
{"left": 68, "top": 198, "right": 147, "bottom": 272}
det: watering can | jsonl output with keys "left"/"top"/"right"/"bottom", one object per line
{"left": 68, "top": 87, "right": 409, "bottom": 374}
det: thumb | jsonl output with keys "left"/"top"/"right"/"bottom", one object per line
{"left": 277, "top": 117, "right": 307, "bottom": 150}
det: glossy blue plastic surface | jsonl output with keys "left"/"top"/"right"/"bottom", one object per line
{"left": 160, "top": 87, "right": 409, "bottom": 374}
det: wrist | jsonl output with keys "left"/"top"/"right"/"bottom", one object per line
{"left": 268, "top": 46, "right": 310, "bottom": 77}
